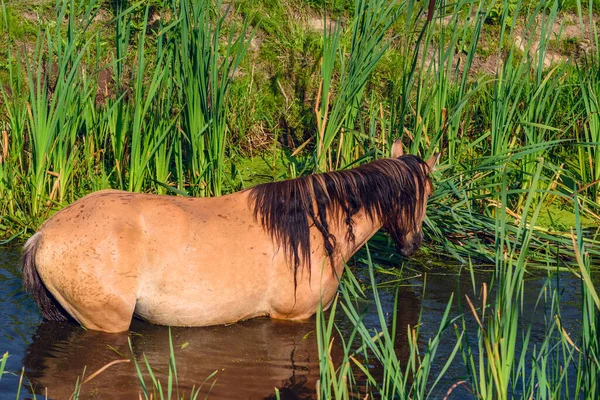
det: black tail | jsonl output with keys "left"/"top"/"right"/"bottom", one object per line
{"left": 22, "top": 232, "right": 68, "bottom": 321}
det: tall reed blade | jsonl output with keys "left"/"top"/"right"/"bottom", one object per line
{"left": 178, "top": 0, "right": 253, "bottom": 196}
{"left": 315, "top": 0, "right": 405, "bottom": 171}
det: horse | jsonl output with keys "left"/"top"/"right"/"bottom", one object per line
{"left": 21, "top": 142, "right": 438, "bottom": 332}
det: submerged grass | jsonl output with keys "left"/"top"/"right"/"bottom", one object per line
{"left": 132, "top": 330, "right": 218, "bottom": 400}
{"left": 0, "top": 329, "right": 218, "bottom": 400}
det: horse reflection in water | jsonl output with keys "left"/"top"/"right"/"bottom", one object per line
{"left": 24, "top": 288, "right": 421, "bottom": 399}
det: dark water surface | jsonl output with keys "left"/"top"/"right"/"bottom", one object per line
{"left": 0, "top": 246, "right": 586, "bottom": 399}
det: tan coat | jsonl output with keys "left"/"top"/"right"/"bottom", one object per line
{"left": 24, "top": 148, "right": 437, "bottom": 332}
{"left": 32, "top": 189, "right": 381, "bottom": 332}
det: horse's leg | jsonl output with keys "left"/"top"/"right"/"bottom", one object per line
{"left": 61, "top": 287, "right": 136, "bottom": 333}
{"left": 36, "top": 251, "right": 138, "bottom": 333}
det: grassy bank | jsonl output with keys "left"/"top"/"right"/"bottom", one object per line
{"left": 1, "top": 0, "right": 599, "bottom": 261}
{"left": 1, "top": 0, "right": 600, "bottom": 398}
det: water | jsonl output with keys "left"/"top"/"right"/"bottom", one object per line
{"left": 0, "top": 246, "right": 587, "bottom": 399}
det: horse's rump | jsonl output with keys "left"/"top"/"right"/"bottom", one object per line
{"left": 22, "top": 232, "right": 68, "bottom": 321}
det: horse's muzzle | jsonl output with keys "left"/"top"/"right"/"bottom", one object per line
{"left": 399, "top": 245, "right": 418, "bottom": 257}
{"left": 398, "top": 231, "right": 423, "bottom": 257}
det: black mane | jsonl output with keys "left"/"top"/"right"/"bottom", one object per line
{"left": 249, "top": 155, "right": 430, "bottom": 286}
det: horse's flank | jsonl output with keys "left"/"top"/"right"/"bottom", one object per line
{"left": 22, "top": 155, "right": 433, "bottom": 332}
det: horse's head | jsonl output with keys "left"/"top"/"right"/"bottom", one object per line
{"left": 386, "top": 140, "right": 439, "bottom": 257}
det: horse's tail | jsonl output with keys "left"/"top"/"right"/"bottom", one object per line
{"left": 22, "top": 232, "right": 68, "bottom": 321}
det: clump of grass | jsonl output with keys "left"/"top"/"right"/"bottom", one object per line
{"left": 313, "top": 150, "right": 600, "bottom": 400}
{"left": 569, "top": 193, "right": 600, "bottom": 399}
{"left": 1, "top": 330, "right": 217, "bottom": 399}
{"left": 315, "top": 0, "right": 406, "bottom": 171}
{"left": 132, "top": 329, "right": 218, "bottom": 400}
{"left": 314, "top": 247, "right": 461, "bottom": 399}
{"left": 177, "top": 0, "right": 253, "bottom": 196}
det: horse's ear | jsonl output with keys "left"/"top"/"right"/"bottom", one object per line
{"left": 425, "top": 152, "right": 441, "bottom": 172}
{"left": 391, "top": 139, "right": 403, "bottom": 158}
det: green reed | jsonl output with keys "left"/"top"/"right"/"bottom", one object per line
{"left": 0, "top": 352, "right": 7, "bottom": 381}
{"left": 453, "top": 154, "right": 600, "bottom": 399}
{"left": 177, "top": 0, "right": 252, "bottom": 196}
{"left": 576, "top": 0, "right": 600, "bottom": 205}
{"left": 571, "top": 192, "right": 600, "bottom": 399}
{"left": 105, "top": 1, "right": 132, "bottom": 190}
{"left": 397, "top": 0, "right": 600, "bottom": 263}
{"left": 127, "top": 6, "right": 175, "bottom": 194}
{"left": 464, "top": 159, "right": 546, "bottom": 399}
{"left": 314, "top": 248, "right": 461, "bottom": 399}
{"left": 132, "top": 329, "right": 218, "bottom": 400}
{"left": 315, "top": 0, "right": 405, "bottom": 171}
{"left": 0, "top": 0, "right": 100, "bottom": 229}
{"left": 0, "top": 2, "right": 25, "bottom": 225}
{"left": 314, "top": 153, "right": 599, "bottom": 400}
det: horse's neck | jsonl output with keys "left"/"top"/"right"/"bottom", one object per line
{"left": 330, "top": 208, "right": 382, "bottom": 267}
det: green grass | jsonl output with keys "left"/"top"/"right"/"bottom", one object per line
{"left": 1, "top": 0, "right": 599, "bottom": 238}
{"left": 1, "top": 0, "right": 600, "bottom": 397}
{"left": 310, "top": 154, "right": 600, "bottom": 399}
{"left": 0, "top": 329, "right": 218, "bottom": 400}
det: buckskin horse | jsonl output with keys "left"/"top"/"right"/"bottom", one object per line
{"left": 22, "top": 142, "right": 438, "bottom": 332}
